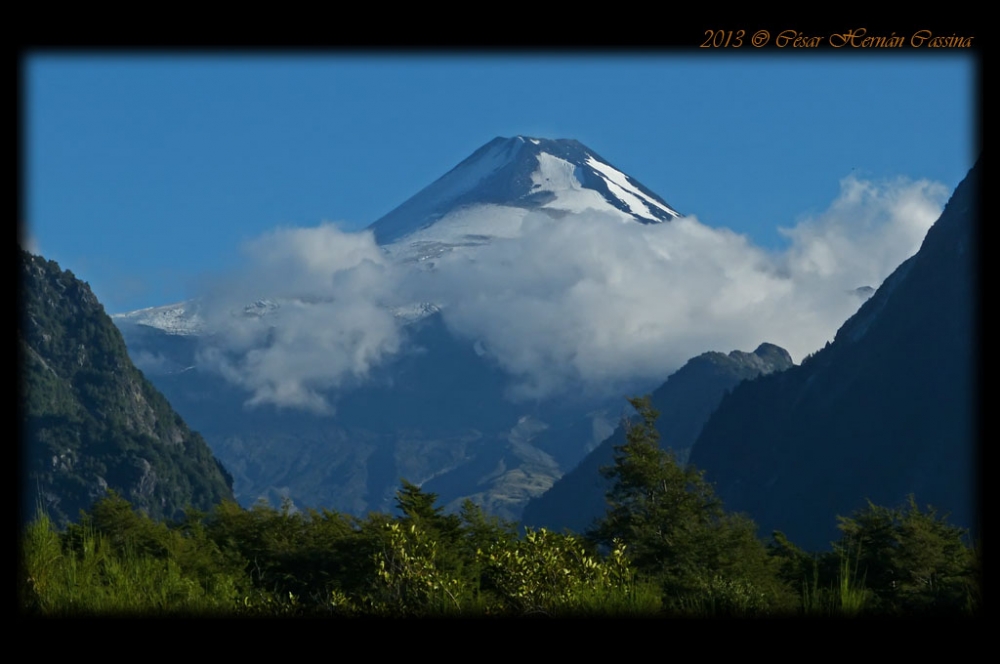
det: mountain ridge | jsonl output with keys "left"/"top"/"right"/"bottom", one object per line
{"left": 688, "top": 157, "right": 980, "bottom": 550}
{"left": 21, "top": 250, "right": 235, "bottom": 526}
{"left": 522, "top": 343, "right": 794, "bottom": 534}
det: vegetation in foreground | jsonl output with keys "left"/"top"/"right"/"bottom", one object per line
{"left": 20, "top": 397, "right": 979, "bottom": 617}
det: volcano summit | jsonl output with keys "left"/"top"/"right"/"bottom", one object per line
{"left": 370, "top": 136, "right": 681, "bottom": 248}
{"left": 108, "top": 134, "right": 916, "bottom": 521}
{"left": 108, "top": 135, "right": 691, "bottom": 516}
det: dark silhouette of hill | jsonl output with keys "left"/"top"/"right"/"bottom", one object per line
{"left": 522, "top": 344, "right": 794, "bottom": 534}
{"left": 689, "top": 158, "right": 980, "bottom": 551}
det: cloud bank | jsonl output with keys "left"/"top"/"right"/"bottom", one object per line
{"left": 195, "top": 223, "right": 407, "bottom": 414}
{"left": 195, "top": 175, "right": 949, "bottom": 410}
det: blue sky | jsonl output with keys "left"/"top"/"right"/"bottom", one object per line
{"left": 24, "top": 53, "right": 976, "bottom": 315}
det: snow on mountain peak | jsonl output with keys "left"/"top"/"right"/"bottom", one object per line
{"left": 368, "top": 136, "right": 681, "bottom": 246}
{"left": 111, "top": 301, "right": 205, "bottom": 336}
{"left": 116, "top": 137, "right": 681, "bottom": 336}
{"left": 114, "top": 296, "right": 443, "bottom": 337}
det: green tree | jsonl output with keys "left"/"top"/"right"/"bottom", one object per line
{"left": 833, "top": 495, "right": 974, "bottom": 614}
{"left": 395, "top": 479, "right": 461, "bottom": 537}
{"left": 394, "top": 480, "right": 464, "bottom": 572}
{"left": 588, "top": 396, "right": 791, "bottom": 612}
{"left": 588, "top": 397, "right": 721, "bottom": 579}
{"left": 68, "top": 490, "right": 172, "bottom": 560}
{"left": 457, "top": 498, "right": 517, "bottom": 561}
{"left": 369, "top": 520, "right": 464, "bottom": 615}
{"left": 480, "top": 528, "right": 657, "bottom": 616}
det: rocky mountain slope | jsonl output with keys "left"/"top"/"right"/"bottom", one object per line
{"left": 21, "top": 250, "right": 234, "bottom": 525}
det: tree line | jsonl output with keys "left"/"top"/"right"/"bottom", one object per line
{"left": 20, "top": 396, "right": 979, "bottom": 617}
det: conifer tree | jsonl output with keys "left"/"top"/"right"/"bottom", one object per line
{"left": 589, "top": 397, "right": 721, "bottom": 576}
{"left": 394, "top": 479, "right": 461, "bottom": 538}
{"left": 588, "top": 396, "right": 787, "bottom": 609}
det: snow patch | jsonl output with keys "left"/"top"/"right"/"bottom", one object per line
{"left": 392, "top": 302, "right": 442, "bottom": 324}
{"left": 112, "top": 301, "right": 204, "bottom": 336}
{"left": 586, "top": 156, "right": 680, "bottom": 219}
{"left": 383, "top": 204, "right": 532, "bottom": 263}
{"left": 532, "top": 153, "right": 629, "bottom": 217}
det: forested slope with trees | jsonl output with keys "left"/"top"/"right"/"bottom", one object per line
{"left": 21, "top": 250, "right": 234, "bottom": 526}
{"left": 21, "top": 400, "right": 979, "bottom": 617}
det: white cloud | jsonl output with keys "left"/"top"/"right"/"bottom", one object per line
{"left": 194, "top": 175, "right": 948, "bottom": 409}
{"left": 194, "top": 223, "right": 407, "bottom": 414}
{"left": 407, "top": 175, "right": 946, "bottom": 399}
{"left": 779, "top": 175, "right": 948, "bottom": 285}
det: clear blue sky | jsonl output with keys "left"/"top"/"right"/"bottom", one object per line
{"left": 24, "top": 53, "right": 976, "bottom": 314}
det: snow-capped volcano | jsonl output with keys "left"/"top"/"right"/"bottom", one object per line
{"left": 368, "top": 136, "right": 681, "bottom": 247}
{"left": 118, "top": 135, "right": 682, "bottom": 334}
{"left": 105, "top": 134, "right": 688, "bottom": 517}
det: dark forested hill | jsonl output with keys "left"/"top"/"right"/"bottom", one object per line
{"left": 521, "top": 343, "right": 794, "bottom": 534}
{"left": 689, "top": 159, "right": 980, "bottom": 551}
{"left": 20, "top": 250, "right": 234, "bottom": 526}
